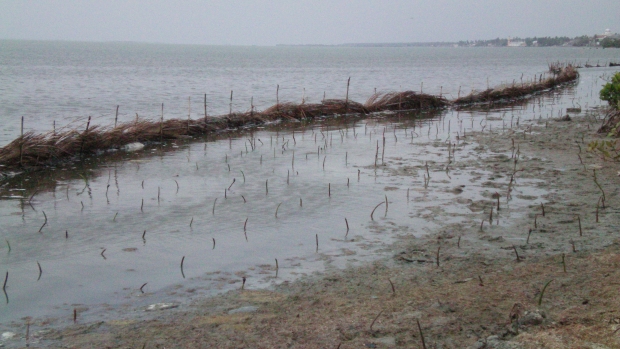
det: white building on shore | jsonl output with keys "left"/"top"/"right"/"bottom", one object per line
{"left": 507, "top": 37, "right": 526, "bottom": 47}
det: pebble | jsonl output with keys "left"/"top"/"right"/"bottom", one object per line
{"left": 1, "top": 332, "right": 14, "bottom": 340}
{"left": 228, "top": 306, "right": 258, "bottom": 314}
{"left": 374, "top": 336, "right": 396, "bottom": 346}
{"left": 145, "top": 303, "right": 179, "bottom": 311}
{"left": 122, "top": 142, "right": 145, "bottom": 152}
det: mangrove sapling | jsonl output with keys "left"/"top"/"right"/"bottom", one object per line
{"left": 388, "top": 278, "right": 395, "bottom": 295}
{"left": 417, "top": 319, "right": 427, "bottom": 349}
{"left": 562, "top": 254, "right": 567, "bottom": 273}
{"left": 266, "top": 179, "right": 268, "bottom": 195}
{"left": 180, "top": 256, "right": 185, "bottom": 279}
{"left": 212, "top": 198, "right": 217, "bottom": 215}
{"left": 212, "top": 238, "right": 215, "bottom": 250}
{"left": 436, "top": 246, "right": 441, "bottom": 267}
{"left": 190, "top": 217, "right": 193, "bottom": 228}
{"left": 241, "top": 276, "right": 246, "bottom": 290}
{"left": 384, "top": 195, "right": 389, "bottom": 217}
{"left": 80, "top": 201, "right": 84, "bottom": 211}
{"left": 142, "top": 230, "right": 146, "bottom": 240}
{"left": 315, "top": 233, "right": 319, "bottom": 252}
{"left": 570, "top": 240, "right": 577, "bottom": 253}
{"left": 5, "top": 239, "right": 10, "bottom": 253}
{"left": 275, "top": 203, "right": 282, "bottom": 218}
{"left": 370, "top": 202, "right": 385, "bottom": 221}
{"left": 328, "top": 183, "right": 331, "bottom": 197}
{"left": 174, "top": 179, "right": 179, "bottom": 193}
{"left": 576, "top": 215, "right": 582, "bottom": 236}
{"left": 38, "top": 210, "right": 47, "bottom": 233}
{"left": 592, "top": 170, "right": 606, "bottom": 207}
{"left": 596, "top": 196, "right": 601, "bottom": 222}
{"left": 141, "top": 199, "right": 144, "bottom": 213}
{"left": 37, "top": 261, "right": 42, "bottom": 281}
{"left": 527, "top": 228, "right": 533, "bottom": 244}
{"left": 513, "top": 245, "right": 521, "bottom": 262}
{"left": 101, "top": 249, "right": 106, "bottom": 260}
{"left": 140, "top": 283, "right": 147, "bottom": 293}
{"left": 538, "top": 279, "right": 554, "bottom": 306}
{"left": 73, "top": 308, "right": 77, "bottom": 323}
{"left": 457, "top": 236, "right": 461, "bottom": 248}
{"left": 345, "top": 218, "right": 350, "bottom": 237}
{"left": 275, "top": 259, "right": 279, "bottom": 278}
{"left": 369, "top": 310, "right": 384, "bottom": 332}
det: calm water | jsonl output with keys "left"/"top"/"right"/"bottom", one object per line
{"left": 0, "top": 41, "right": 619, "bottom": 335}
{"left": 1, "top": 40, "right": 618, "bottom": 145}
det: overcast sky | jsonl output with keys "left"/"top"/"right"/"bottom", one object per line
{"left": 1, "top": 0, "right": 618, "bottom": 45}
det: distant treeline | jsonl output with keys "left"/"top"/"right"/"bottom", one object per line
{"left": 458, "top": 35, "right": 620, "bottom": 48}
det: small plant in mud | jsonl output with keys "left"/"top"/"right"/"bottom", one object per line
{"left": 590, "top": 74, "right": 620, "bottom": 161}
{"left": 599, "top": 72, "right": 620, "bottom": 109}
{"left": 588, "top": 138, "right": 620, "bottom": 161}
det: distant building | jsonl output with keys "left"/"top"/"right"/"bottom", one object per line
{"left": 595, "top": 29, "right": 613, "bottom": 42}
{"left": 507, "top": 37, "right": 526, "bottom": 47}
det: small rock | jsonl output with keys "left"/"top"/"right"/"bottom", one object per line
{"left": 228, "top": 306, "right": 258, "bottom": 314}
{"left": 1, "top": 332, "right": 15, "bottom": 340}
{"left": 145, "top": 302, "right": 179, "bottom": 311}
{"left": 374, "top": 336, "right": 396, "bottom": 346}
{"left": 519, "top": 310, "right": 545, "bottom": 326}
{"left": 122, "top": 142, "right": 145, "bottom": 152}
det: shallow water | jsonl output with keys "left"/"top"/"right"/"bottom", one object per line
{"left": 0, "top": 45, "right": 619, "bottom": 328}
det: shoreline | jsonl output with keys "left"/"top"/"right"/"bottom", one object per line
{"left": 3, "top": 94, "right": 620, "bottom": 348}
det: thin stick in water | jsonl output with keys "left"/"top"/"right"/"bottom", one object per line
{"left": 275, "top": 203, "right": 282, "bottom": 218}
{"left": 37, "top": 261, "right": 42, "bottom": 281}
{"left": 316, "top": 234, "right": 319, "bottom": 253}
{"left": 370, "top": 202, "right": 385, "bottom": 221}
{"left": 38, "top": 210, "right": 47, "bottom": 233}
{"left": 180, "top": 256, "right": 186, "bottom": 279}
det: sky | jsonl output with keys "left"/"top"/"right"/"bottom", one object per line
{"left": 1, "top": 0, "right": 618, "bottom": 45}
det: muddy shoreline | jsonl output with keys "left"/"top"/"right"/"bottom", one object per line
{"left": 2, "top": 90, "right": 619, "bottom": 348}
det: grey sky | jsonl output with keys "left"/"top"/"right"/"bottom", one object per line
{"left": 1, "top": 0, "right": 618, "bottom": 45}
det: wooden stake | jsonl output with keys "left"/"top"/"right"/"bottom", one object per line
{"left": 115, "top": 105, "right": 119, "bottom": 128}
{"left": 344, "top": 77, "right": 350, "bottom": 115}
